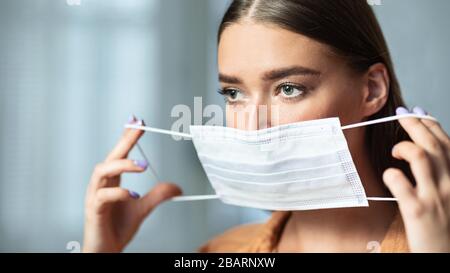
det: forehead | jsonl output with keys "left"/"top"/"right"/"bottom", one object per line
{"left": 218, "top": 22, "right": 337, "bottom": 75}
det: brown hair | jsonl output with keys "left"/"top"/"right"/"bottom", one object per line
{"left": 218, "top": 0, "right": 412, "bottom": 183}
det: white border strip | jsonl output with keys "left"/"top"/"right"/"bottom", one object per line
{"left": 170, "top": 195, "right": 398, "bottom": 202}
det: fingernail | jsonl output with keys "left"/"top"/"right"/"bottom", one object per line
{"left": 129, "top": 190, "right": 140, "bottom": 199}
{"left": 412, "top": 106, "right": 427, "bottom": 116}
{"left": 136, "top": 119, "right": 145, "bottom": 126}
{"left": 127, "top": 114, "right": 137, "bottom": 124}
{"left": 133, "top": 159, "right": 148, "bottom": 170}
{"left": 396, "top": 107, "right": 410, "bottom": 116}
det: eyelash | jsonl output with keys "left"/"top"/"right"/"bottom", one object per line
{"left": 218, "top": 82, "right": 309, "bottom": 104}
{"left": 275, "top": 82, "right": 309, "bottom": 102}
{"left": 217, "top": 88, "right": 243, "bottom": 105}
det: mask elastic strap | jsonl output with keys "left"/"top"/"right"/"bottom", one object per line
{"left": 341, "top": 113, "right": 437, "bottom": 130}
{"left": 125, "top": 113, "right": 437, "bottom": 138}
{"left": 171, "top": 195, "right": 219, "bottom": 201}
{"left": 125, "top": 124, "right": 193, "bottom": 138}
{"left": 125, "top": 114, "right": 437, "bottom": 203}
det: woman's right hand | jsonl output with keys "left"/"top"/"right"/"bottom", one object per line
{"left": 82, "top": 116, "right": 182, "bottom": 253}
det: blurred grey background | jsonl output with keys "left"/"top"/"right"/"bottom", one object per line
{"left": 0, "top": 0, "right": 449, "bottom": 252}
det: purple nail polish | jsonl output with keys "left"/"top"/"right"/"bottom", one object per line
{"left": 136, "top": 119, "right": 144, "bottom": 126}
{"left": 412, "top": 106, "right": 427, "bottom": 116}
{"left": 396, "top": 107, "right": 409, "bottom": 116}
{"left": 129, "top": 190, "right": 140, "bottom": 199}
{"left": 134, "top": 159, "right": 148, "bottom": 170}
{"left": 127, "top": 115, "right": 137, "bottom": 124}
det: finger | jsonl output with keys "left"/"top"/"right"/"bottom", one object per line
{"left": 392, "top": 141, "right": 438, "bottom": 198}
{"left": 398, "top": 115, "right": 444, "bottom": 156}
{"left": 412, "top": 106, "right": 449, "bottom": 152}
{"left": 421, "top": 118, "right": 450, "bottom": 145}
{"left": 421, "top": 119, "right": 450, "bottom": 156}
{"left": 139, "top": 183, "right": 182, "bottom": 217}
{"left": 90, "top": 159, "right": 148, "bottom": 190}
{"left": 411, "top": 108, "right": 450, "bottom": 196}
{"left": 410, "top": 107, "right": 450, "bottom": 179}
{"left": 421, "top": 120, "right": 450, "bottom": 175}
{"left": 383, "top": 168, "right": 427, "bottom": 218}
{"left": 413, "top": 106, "right": 450, "bottom": 143}
{"left": 94, "top": 188, "right": 139, "bottom": 214}
{"left": 105, "top": 118, "right": 145, "bottom": 162}
{"left": 383, "top": 168, "right": 416, "bottom": 206}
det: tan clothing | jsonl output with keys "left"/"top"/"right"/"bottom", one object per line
{"left": 199, "top": 211, "right": 409, "bottom": 253}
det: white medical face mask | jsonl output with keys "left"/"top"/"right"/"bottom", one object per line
{"left": 125, "top": 114, "right": 436, "bottom": 211}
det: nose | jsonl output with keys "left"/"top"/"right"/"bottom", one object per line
{"left": 229, "top": 103, "right": 278, "bottom": 131}
{"left": 247, "top": 104, "right": 271, "bottom": 131}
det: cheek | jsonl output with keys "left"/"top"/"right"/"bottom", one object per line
{"left": 272, "top": 90, "right": 354, "bottom": 126}
{"left": 274, "top": 103, "right": 328, "bottom": 125}
{"left": 224, "top": 85, "right": 364, "bottom": 128}
{"left": 225, "top": 110, "right": 237, "bottom": 128}
{"left": 225, "top": 106, "right": 259, "bottom": 129}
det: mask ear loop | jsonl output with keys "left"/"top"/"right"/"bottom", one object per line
{"left": 341, "top": 113, "right": 437, "bottom": 202}
{"left": 125, "top": 123, "right": 214, "bottom": 201}
{"left": 125, "top": 113, "right": 438, "bottom": 203}
{"left": 136, "top": 143, "right": 161, "bottom": 182}
{"left": 125, "top": 124, "right": 191, "bottom": 183}
{"left": 341, "top": 113, "right": 437, "bottom": 130}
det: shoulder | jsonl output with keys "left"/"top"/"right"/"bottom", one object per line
{"left": 198, "top": 223, "right": 264, "bottom": 253}
{"left": 198, "top": 211, "right": 292, "bottom": 253}
{"left": 381, "top": 212, "right": 409, "bottom": 253}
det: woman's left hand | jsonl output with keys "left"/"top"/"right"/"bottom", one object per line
{"left": 383, "top": 106, "right": 450, "bottom": 252}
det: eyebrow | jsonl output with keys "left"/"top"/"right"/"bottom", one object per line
{"left": 219, "top": 73, "right": 242, "bottom": 84}
{"left": 263, "top": 66, "right": 321, "bottom": 81}
{"left": 219, "top": 65, "right": 321, "bottom": 84}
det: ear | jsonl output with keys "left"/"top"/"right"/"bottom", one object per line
{"left": 361, "top": 63, "right": 390, "bottom": 117}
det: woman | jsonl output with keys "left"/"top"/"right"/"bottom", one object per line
{"left": 83, "top": 0, "right": 450, "bottom": 253}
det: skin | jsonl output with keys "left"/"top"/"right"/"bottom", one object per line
{"left": 83, "top": 21, "right": 450, "bottom": 253}
{"left": 219, "top": 22, "right": 397, "bottom": 252}
{"left": 83, "top": 117, "right": 181, "bottom": 252}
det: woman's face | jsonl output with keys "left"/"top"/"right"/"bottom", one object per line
{"left": 218, "top": 22, "right": 368, "bottom": 130}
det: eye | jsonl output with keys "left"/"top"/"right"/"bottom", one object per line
{"left": 279, "top": 84, "right": 306, "bottom": 99}
{"left": 218, "top": 88, "right": 245, "bottom": 103}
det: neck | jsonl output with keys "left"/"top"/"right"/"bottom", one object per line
{"left": 278, "top": 136, "right": 398, "bottom": 252}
